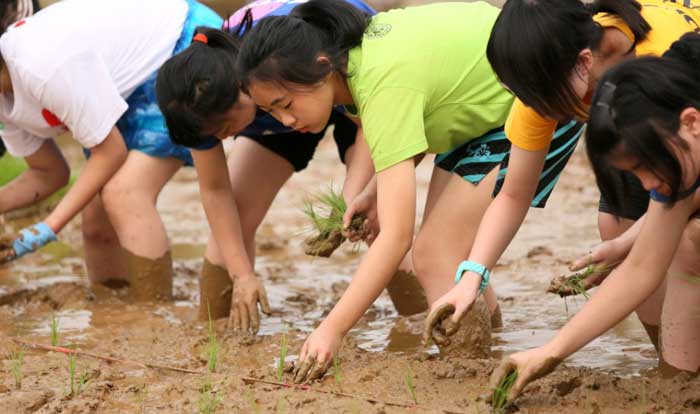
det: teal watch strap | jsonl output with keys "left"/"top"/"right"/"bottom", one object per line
{"left": 454, "top": 260, "right": 490, "bottom": 294}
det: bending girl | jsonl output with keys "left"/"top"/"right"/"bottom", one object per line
{"left": 156, "top": 0, "right": 376, "bottom": 334}
{"left": 236, "top": 0, "right": 584, "bottom": 382}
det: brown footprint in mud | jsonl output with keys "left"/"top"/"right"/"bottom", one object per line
{"left": 304, "top": 214, "right": 367, "bottom": 258}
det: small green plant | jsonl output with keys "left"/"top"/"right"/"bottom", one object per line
{"left": 333, "top": 354, "right": 342, "bottom": 391}
{"left": 67, "top": 352, "right": 89, "bottom": 397}
{"left": 404, "top": 365, "right": 417, "bottom": 404}
{"left": 50, "top": 313, "right": 59, "bottom": 347}
{"left": 276, "top": 331, "right": 288, "bottom": 382}
{"left": 8, "top": 349, "right": 24, "bottom": 389}
{"left": 302, "top": 187, "right": 347, "bottom": 238}
{"left": 205, "top": 303, "right": 220, "bottom": 374}
{"left": 492, "top": 370, "right": 518, "bottom": 413}
{"left": 198, "top": 377, "right": 222, "bottom": 414}
{"left": 245, "top": 389, "right": 261, "bottom": 414}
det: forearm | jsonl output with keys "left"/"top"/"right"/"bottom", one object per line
{"left": 341, "top": 129, "right": 374, "bottom": 203}
{"left": 200, "top": 186, "right": 255, "bottom": 280}
{"left": 43, "top": 129, "right": 126, "bottom": 233}
{"left": 322, "top": 229, "right": 411, "bottom": 335}
{"left": 0, "top": 167, "right": 68, "bottom": 213}
{"left": 549, "top": 202, "right": 691, "bottom": 359}
{"left": 466, "top": 191, "right": 531, "bottom": 273}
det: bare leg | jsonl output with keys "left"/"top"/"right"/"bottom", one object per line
{"left": 659, "top": 217, "right": 700, "bottom": 374}
{"left": 202, "top": 137, "right": 294, "bottom": 319}
{"left": 101, "top": 151, "right": 183, "bottom": 300}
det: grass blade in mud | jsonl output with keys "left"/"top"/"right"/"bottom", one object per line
{"left": 492, "top": 370, "right": 518, "bottom": 413}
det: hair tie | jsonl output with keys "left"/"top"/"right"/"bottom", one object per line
{"left": 193, "top": 33, "right": 208, "bottom": 44}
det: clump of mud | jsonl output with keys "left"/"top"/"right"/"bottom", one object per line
{"left": 304, "top": 213, "right": 366, "bottom": 258}
{"left": 438, "top": 297, "right": 492, "bottom": 359}
{"left": 0, "top": 234, "right": 16, "bottom": 263}
{"left": 0, "top": 282, "right": 91, "bottom": 310}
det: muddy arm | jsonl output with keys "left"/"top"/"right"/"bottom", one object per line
{"left": 191, "top": 146, "right": 256, "bottom": 279}
{"left": 0, "top": 140, "right": 69, "bottom": 214}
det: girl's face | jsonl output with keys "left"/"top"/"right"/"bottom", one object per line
{"left": 610, "top": 108, "right": 700, "bottom": 198}
{"left": 204, "top": 93, "right": 258, "bottom": 140}
{"left": 247, "top": 77, "right": 335, "bottom": 134}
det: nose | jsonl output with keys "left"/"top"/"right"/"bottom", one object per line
{"left": 277, "top": 111, "right": 297, "bottom": 128}
{"left": 638, "top": 171, "right": 662, "bottom": 192}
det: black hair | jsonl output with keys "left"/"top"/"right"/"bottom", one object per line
{"left": 586, "top": 32, "right": 700, "bottom": 209}
{"left": 236, "top": 0, "right": 371, "bottom": 93}
{"left": 487, "top": 0, "right": 650, "bottom": 122}
{"left": 155, "top": 11, "right": 253, "bottom": 148}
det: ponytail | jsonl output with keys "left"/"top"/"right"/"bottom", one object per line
{"left": 156, "top": 25, "right": 243, "bottom": 148}
{"left": 237, "top": 0, "right": 370, "bottom": 92}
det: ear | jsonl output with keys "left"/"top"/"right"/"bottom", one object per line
{"left": 680, "top": 107, "right": 700, "bottom": 139}
{"left": 316, "top": 55, "right": 332, "bottom": 66}
{"left": 576, "top": 48, "right": 594, "bottom": 76}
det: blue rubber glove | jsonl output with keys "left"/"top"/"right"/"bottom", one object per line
{"left": 4, "top": 222, "right": 57, "bottom": 261}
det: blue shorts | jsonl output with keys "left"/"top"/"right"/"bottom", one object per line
{"left": 435, "top": 120, "right": 585, "bottom": 208}
{"left": 114, "top": 0, "right": 223, "bottom": 166}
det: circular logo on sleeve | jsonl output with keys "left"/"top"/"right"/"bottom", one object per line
{"left": 365, "top": 23, "right": 391, "bottom": 39}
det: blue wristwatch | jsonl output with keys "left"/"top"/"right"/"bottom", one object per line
{"left": 454, "top": 260, "right": 490, "bottom": 294}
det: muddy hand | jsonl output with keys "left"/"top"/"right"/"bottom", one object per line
{"left": 1, "top": 222, "right": 56, "bottom": 264}
{"left": 423, "top": 282, "right": 478, "bottom": 347}
{"left": 293, "top": 325, "right": 341, "bottom": 384}
{"left": 229, "top": 275, "right": 271, "bottom": 335}
{"left": 568, "top": 241, "right": 624, "bottom": 285}
{"left": 489, "top": 348, "right": 563, "bottom": 404}
{"left": 342, "top": 191, "right": 378, "bottom": 243}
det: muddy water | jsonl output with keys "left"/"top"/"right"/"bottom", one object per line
{"left": 2, "top": 138, "right": 652, "bottom": 367}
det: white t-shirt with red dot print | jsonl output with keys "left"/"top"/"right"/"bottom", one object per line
{"left": 0, "top": 0, "right": 188, "bottom": 157}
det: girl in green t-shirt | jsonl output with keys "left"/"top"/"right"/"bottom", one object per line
{"left": 236, "top": 0, "right": 584, "bottom": 383}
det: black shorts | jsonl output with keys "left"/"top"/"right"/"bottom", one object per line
{"left": 241, "top": 112, "right": 357, "bottom": 172}
{"left": 598, "top": 171, "right": 649, "bottom": 220}
{"left": 0, "top": 139, "right": 5, "bottom": 158}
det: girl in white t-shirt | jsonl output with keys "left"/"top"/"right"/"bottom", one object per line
{"left": 0, "top": 0, "right": 222, "bottom": 300}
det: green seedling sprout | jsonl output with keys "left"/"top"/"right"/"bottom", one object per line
{"left": 198, "top": 377, "right": 222, "bottom": 414}
{"left": 50, "top": 313, "right": 59, "bottom": 347}
{"left": 9, "top": 349, "right": 24, "bottom": 389}
{"left": 302, "top": 187, "right": 347, "bottom": 238}
{"left": 67, "top": 352, "right": 89, "bottom": 397}
{"left": 404, "top": 365, "right": 417, "bottom": 404}
{"left": 492, "top": 370, "right": 518, "bottom": 414}
{"left": 333, "top": 354, "right": 342, "bottom": 391}
{"left": 276, "top": 331, "right": 288, "bottom": 382}
{"left": 206, "top": 302, "right": 219, "bottom": 374}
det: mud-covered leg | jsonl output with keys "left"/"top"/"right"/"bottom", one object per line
{"left": 101, "top": 151, "right": 182, "bottom": 301}
{"left": 81, "top": 195, "right": 128, "bottom": 287}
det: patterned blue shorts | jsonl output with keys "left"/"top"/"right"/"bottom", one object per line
{"left": 114, "top": 0, "right": 223, "bottom": 166}
{"left": 435, "top": 120, "right": 585, "bottom": 208}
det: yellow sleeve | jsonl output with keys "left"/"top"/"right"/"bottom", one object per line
{"left": 504, "top": 98, "right": 557, "bottom": 151}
